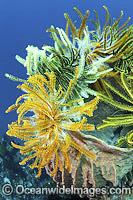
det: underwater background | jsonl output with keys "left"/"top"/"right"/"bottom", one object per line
{"left": 0, "top": 0, "right": 132, "bottom": 137}
{"left": 0, "top": 0, "right": 133, "bottom": 200}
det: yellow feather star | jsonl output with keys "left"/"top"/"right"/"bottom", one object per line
{"left": 6, "top": 68, "right": 98, "bottom": 177}
{"left": 97, "top": 72, "right": 133, "bottom": 147}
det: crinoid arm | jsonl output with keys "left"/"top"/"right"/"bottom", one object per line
{"left": 5, "top": 7, "right": 133, "bottom": 195}
{"left": 97, "top": 72, "right": 133, "bottom": 147}
{"left": 6, "top": 67, "right": 99, "bottom": 177}
{"left": 116, "top": 130, "right": 133, "bottom": 147}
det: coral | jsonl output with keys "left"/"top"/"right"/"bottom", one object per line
{"left": 6, "top": 68, "right": 98, "bottom": 177}
{"left": 45, "top": 133, "right": 133, "bottom": 199}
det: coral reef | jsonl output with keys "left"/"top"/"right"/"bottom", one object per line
{"left": 4, "top": 6, "right": 133, "bottom": 200}
{"left": 47, "top": 133, "right": 133, "bottom": 199}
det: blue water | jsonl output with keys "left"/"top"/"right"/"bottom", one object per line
{"left": 0, "top": 0, "right": 132, "bottom": 136}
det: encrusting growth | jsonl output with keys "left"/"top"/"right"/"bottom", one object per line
{"left": 6, "top": 68, "right": 98, "bottom": 177}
